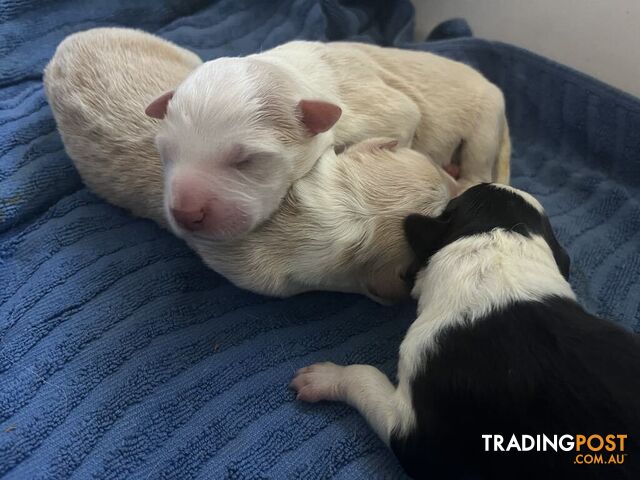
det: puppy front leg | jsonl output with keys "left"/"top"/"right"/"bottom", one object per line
{"left": 290, "top": 362, "right": 399, "bottom": 445}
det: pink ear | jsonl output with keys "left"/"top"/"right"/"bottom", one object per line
{"left": 298, "top": 100, "right": 342, "bottom": 135}
{"left": 145, "top": 91, "right": 174, "bottom": 119}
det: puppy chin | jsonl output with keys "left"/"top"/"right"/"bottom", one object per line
{"left": 190, "top": 217, "right": 254, "bottom": 242}
{"left": 165, "top": 207, "right": 254, "bottom": 242}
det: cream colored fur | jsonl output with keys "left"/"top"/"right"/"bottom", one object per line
{"left": 192, "top": 140, "right": 451, "bottom": 300}
{"left": 44, "top": 28, "right": 202, "bottom": 225}
{"left": 157, "top": 40, "right": 510, "bottom": 239}
{"left": 44, "top": 28, "right": 507, "bottom": 299}
{"left": 290, "top": 41, "right": 511, "bottom": 185}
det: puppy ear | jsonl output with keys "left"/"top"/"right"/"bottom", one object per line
{"left": 404, "top": 213, "right": 449, "bottom": 259}
{"left": 145, "top": 91, "right": 174, "bottom": 119}
{"left": 298, "top": 100, "right": 342, "bottom": 135}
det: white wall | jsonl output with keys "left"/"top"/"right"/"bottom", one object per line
{"left": 412, "top": 0, "right": 640, "bottom": 98}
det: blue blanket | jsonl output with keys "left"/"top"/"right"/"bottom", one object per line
{"left": 1, "top": 1, "right": 639, "bottom": 478}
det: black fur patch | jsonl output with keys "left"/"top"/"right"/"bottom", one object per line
{"left": 403, "top": 184, "right": 570, "bottom": 285}
{"left": 390, "top": 296, "right": 640, "bottom": 480}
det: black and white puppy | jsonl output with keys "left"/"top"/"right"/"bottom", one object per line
{"left": 291, "top": 183, "right": 639, "bottom": 479}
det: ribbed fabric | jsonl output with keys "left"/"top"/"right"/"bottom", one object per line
{"left": 0, "top": 2, "right": 638, "bottom": 478}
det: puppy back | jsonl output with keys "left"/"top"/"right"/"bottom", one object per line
{"left": 393, "top": 297, "right": 640, "bottom": 479}
{"left": 44, "top": 28, "right": 202, "bottom": 225}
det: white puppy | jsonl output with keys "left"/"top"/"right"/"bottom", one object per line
{"left": 44, "top": 29, "right": 496, "bottom": 300}
{"left": 194, "top": 138, "right": 453, "bottom": 301}
{"left": 148, "top": 40, "right": 510, "bottom": 241}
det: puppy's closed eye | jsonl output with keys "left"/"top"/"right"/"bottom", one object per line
{"left": 234, "top": 156, "right": 254, "bottom": 170}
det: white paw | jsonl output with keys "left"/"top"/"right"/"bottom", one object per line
{"left": 290, "top": 362, "right": 346, "bottom": 403}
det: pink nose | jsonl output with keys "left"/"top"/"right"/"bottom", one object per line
{"left": 171, "top": 207, "right": 206, "bottom": 231}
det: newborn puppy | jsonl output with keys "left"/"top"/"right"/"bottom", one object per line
{"left": 148, "top": 40, "right": 510, "bottom": 241}
{"left": 291, "top": 184, "right": 640, "bottom": 479}
{"left": 191, "top": 138, "right": 453, "bottom": 301}
{"left": 44, "top": 29, "right": 454, "bottom": 301}
{"left": 44, "top": 28, "right": 202, "bottom": 224}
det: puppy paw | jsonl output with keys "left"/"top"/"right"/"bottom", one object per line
{"left": 290, "top": 362, "right": 346, "bottom": 403}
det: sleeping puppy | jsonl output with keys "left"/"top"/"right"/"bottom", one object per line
{"left": 44, "top": 28, "right": 456, "bottom": 301}
{"left": 188, "top": 138, "right": 454, "bottom": 302}
{"left": 44, "top": 28, "right": 203, "bottom": 223}
{"left": 291, "top": 184, "right": 640, "bottom": 479}
{"left": 147, "top": 40, "right": 510, "bottom": 241}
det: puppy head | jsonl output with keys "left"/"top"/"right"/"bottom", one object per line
{"left": 339, "top": 139, "right": 455, "bottom": 304}
{"left": 403, "top": 183, "right": 571, "bottom": 283}
{"left": 146, "top": 57, "right": 341, "bottom": 241}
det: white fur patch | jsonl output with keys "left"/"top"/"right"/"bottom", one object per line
{"left": 400, "top": 231, "right": 575, "bottom": 387}
{"left": 290, "top": 362, "right": 415, "bottom": 444}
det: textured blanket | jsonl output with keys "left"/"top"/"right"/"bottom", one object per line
{"left": 1, "top": 1, "right": 638, "bottom": 478}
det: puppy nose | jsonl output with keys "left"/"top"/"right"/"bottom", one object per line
{"left": 171, "top": 208, "right": 206, "bottom": 231}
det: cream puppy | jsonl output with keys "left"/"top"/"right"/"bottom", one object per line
{"left": 193, "top": 138, "right": 453, "bottom": 301}
{"left": 44, "top": 29, "right": 453, "bottom": 301}
{"left": 44, "top": 28, "right": 202, "bottom": 224}
{"left": 148, "top": 40, "right": 510, "bottom": 241}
